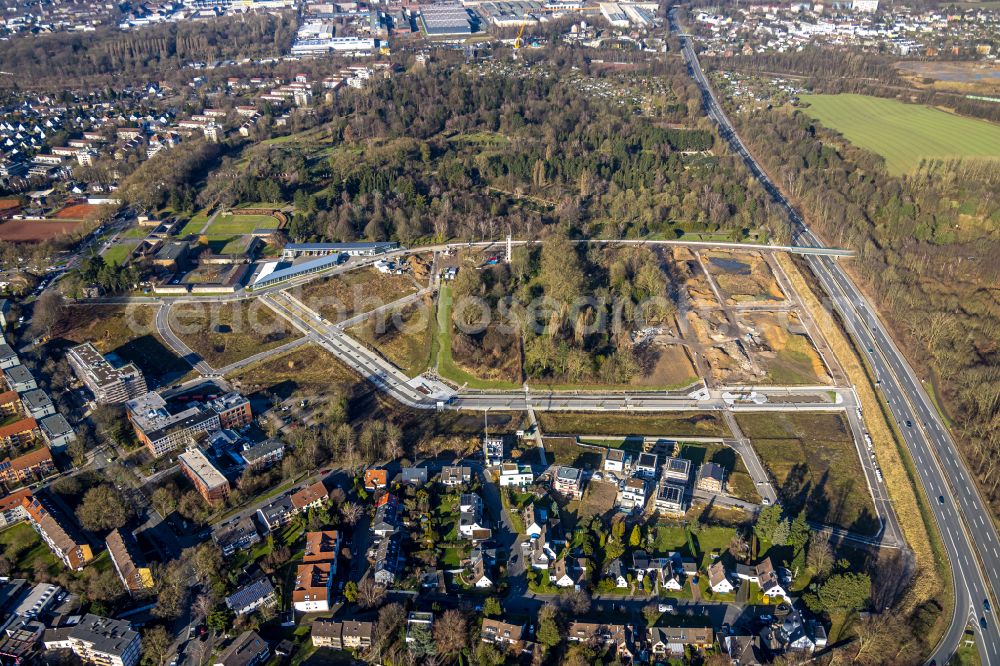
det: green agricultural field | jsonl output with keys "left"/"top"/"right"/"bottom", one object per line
{"left": 800, "top": 94, "right": 1000, "bottom": 175}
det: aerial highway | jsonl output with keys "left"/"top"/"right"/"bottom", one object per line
{"left": 669, "top": 9, "right": 999, "bottom": 662}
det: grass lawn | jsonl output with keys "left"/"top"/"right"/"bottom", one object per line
{"left": 736, "top": 412, "right": 879, "bottom": 535}
{"left": 347, "top": 296, "right": 434, "bottom": 378}
{"left": 0, "top": 522, "right": 61, "bottom": 576}
{"left": 169, "top": 299, "right": 303, "bottom": 368}
{"left": 208, "top": 214, "right": 278, "bottom": 235}
{"left": 101, "top": 242, "right": 136, "bottom": 266}
{"left": 119, "top": 225, "right": 151, "bottom": 239}
{"left": 537, "top": 412, "right": 729, "bottom": 438}
{"left": 950, "top": 626, "right": 983, "bottom": 666}
{"left": 650, "top": 525, "right": 736, "bottom": 569}
{"left": 678, "top": 442, "right": 761, "bottom": 503}
{"left": 430, "top": 285, "right": 522, "bottom": 390}
{"left": 179, "top": 211, "right": 212, "bottom": 236}
{"left": 800, "top": 94, "right": 1000, "bottom": 175}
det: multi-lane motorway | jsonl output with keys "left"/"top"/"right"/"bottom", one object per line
{"left": 669, "top": 10, "right": 1000, "bottom": 662}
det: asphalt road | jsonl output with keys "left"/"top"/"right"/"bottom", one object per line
{"left": 669, "top": 11, "right": 999, "bottom": 662}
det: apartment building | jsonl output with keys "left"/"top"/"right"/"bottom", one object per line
{"left": 42, "top": 614, "right": 140, "bottom": 666}
{"left": 127, "top": 392, "right": 221, "bottom": 457}
{"left": 22, "top": 493, "right": 93, "bottom": 571}
{"left": 213, "top": 515, "right": 260, "bottom": 557}
{"left": 208, "top": 392, "right": 253, "bottom": 429}
{"left": 0, "top": 446, "right": 55, "bottom": 484}
{"left": 106, "top": 528, "right": 154, "bottom": 597}
{"left": 179, "top": 448, "right": 230, "bottom": 502}
{"left": 302, "top": 530, "right": 341, "bottom": 570}
{"left": 67, "top": 343, "right": 147, "bottom": 404}
{"left": 292, "top": 562, "right": 333, "bottom": 612}
{"left": 553, "top": 466, "right": 583, "bottom": 499}
{"left": 0, "top": 488, "right": 31, "bottom": 528}
{"left": 0, "top": 417, "right": 39, "bottom": 450}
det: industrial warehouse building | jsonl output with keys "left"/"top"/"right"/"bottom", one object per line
{"left": 419, "top": 4, "right": 474, "bottom": 35}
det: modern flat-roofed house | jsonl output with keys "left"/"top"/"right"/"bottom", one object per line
{"left": 0, "top": 344, "right": 19, "bottom": 369}
{"left": 655, "top": 482, "right": 686, "bottom": 514}
{"left": 22, "top": 492, "right": 93, "bottom": 571}
{"left": 20, "top": 389, "right": 54, "bottom": 419}
{"left": 662, "top": 456, "right": 691, "bottom": 483}
{"left": 213, "top": 515, "right": 260, "bottom": 557}
{"left": 604, "top": 448, "right": 626, "bottom": 473}
{"left": 40, "top": 414, "right": 75, "bottom": 450}
{"left": 179, "top": 448, "right": 230, "bottom": 503}
{"left": 226, "top": 577, "right": 277, "bottom": 616}
{"left": 696, "top": 462, "right": 726, "bottom": 493}
{"left": 66, "top": 343, "right": 147, "bottom": 404}
{"left": 618, "top": 476, "right": 647, "bottom": 511}
{"left": 635, "top": 452, "right": 658, "bottom": 479}
{"left": 106, "top": 528, "right": 154, "bottom": 597}
{"left": 3, "top": 366, "right": 36, "bottom": 393}
{"left": 42, "top": 614, "right": 141, "bottom": 666}
{"left": 553, "top": 466, "right": 583, "bottom": 499}
{"left": 498, "top": 463, "right": 533, "bottom": 487}
{"left": 215, "top": 630, "right": 269, "bottom": 666}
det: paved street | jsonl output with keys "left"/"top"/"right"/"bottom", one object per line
{"left": 670, "top": 10, "right": 999, "bottom": 662}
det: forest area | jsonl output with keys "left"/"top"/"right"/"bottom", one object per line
{"left": 449, "top": 240, "right": 676, "bottom": 385}
{"left": 168, "top": 58, "right": 789, "bottom": 247}
{"left": 0, "top": 14, "right": 296, "bottom": 87}
{"left": 731, "top": 106, "right": 1000, "bottom": 513}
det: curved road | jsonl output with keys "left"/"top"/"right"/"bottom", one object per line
{"left": 670, "top": 10, "right": 998, "bottom": 662}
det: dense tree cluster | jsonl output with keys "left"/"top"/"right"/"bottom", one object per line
{"left": 0, "top": 14, "right": 296, "bottom": 85}
{"left": 191, "top": 61, "right": 777, "bottom": 247}
{"left": 733, "top": 106, "right": 1000, "bottom": 514}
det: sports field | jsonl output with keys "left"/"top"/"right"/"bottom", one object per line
{"left": 800, "top": 94, "right": 1000, "bottom": 175}
{"left": 207, "top": 214, "right": 277, "bottom": 235}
